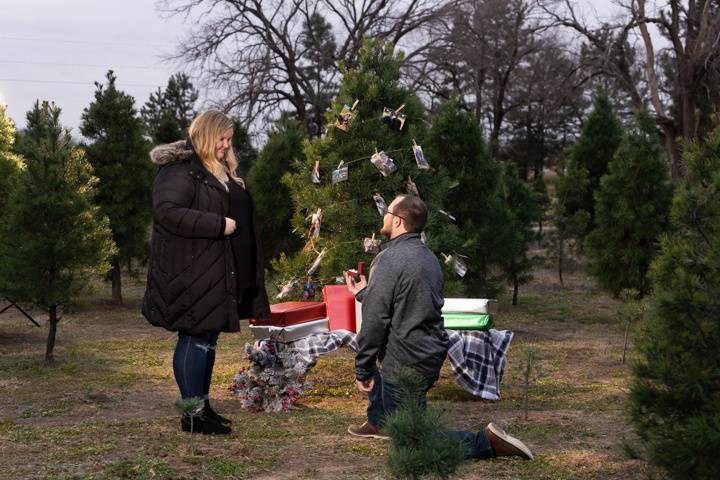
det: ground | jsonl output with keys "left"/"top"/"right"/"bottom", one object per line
{"left": 0, "top": 263, "right": 652, "bottom": 480}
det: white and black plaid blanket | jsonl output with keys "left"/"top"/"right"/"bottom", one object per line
{"left": 284, "top": 328, "right": 513, "bottom": 401}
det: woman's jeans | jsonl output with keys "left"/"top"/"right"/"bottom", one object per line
{"left": 366, "top": 366, "right": 495, "bottom": 459}
{"left": 173, "top": 332, "right": 219, "bottom": 402}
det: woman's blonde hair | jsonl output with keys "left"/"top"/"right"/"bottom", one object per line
{"left": 188, "top": 109, "right": 244, "bottom": 188}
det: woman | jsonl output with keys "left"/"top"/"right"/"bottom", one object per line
{"left": 142, "top": 110, "right": 270, "bottom": 434}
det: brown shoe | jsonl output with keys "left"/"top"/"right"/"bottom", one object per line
{"left": 485, "top": 422, "right": 533, "bottom": 460}
{"left": 347, "top": 421, "right": 389, "bottom": 439}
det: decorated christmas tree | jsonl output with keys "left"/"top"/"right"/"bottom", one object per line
{"left": 273, "top": 40, "right": 462, "bottom": 298}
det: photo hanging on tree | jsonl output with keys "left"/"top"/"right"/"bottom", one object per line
{"left": 405, "top": 176, "right": 420, "bottom": 197}
{"left": 381, "top": 104, "right": 407, "bottom": 131}
{"left": 363, "top": 234, "right": 382, "bottom": 254}
{"left": 276, "top": 278, "right": 297, "bottom": 299}
{"left": 335, "top": 99, "right": 359, "bottom": 132}
{"left": 438, "top": 209, "right": 457, "bottom": 222}
{"left": 311, "top": 161, "right": 320, "bottom": 184}
{"left": 372, "top": 193, "right": 388, "bottom": 216}
{"left": 307, "top": 208, "right": 322, "bottom": 240}
{"left": 443, "top": 253, "right": 468, "bottom": 278}
{"left": 307, "top": 248, "right": 327, "bottom": 275}
{"left": 370, "top": 150, "right": 397, "bottom": 177}
{"left": 332, "top": 161, "right": 349, "bottom": 184}
{"left": 412, "top": 140, "right": 430, "bottom": 169}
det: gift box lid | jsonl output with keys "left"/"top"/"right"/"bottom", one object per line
{"left": 251, "top": 301, "right": 327, "bottom": 326}
{"left": 442, "top": 298, "right": 498, "bottom": 315}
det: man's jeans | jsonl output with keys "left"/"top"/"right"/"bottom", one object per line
{"left": 366, "top": 367, "right": 495, "bottom": 459}
{"left": 173, "top": 332, "right": 219, "bottom": 401}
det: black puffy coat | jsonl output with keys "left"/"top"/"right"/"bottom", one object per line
{"left": 142, "top": 140, "right": 270, "bottom": 335}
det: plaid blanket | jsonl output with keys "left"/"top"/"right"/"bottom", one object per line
{"left": 285, "top": 328, "right": 513, "bottom": 401}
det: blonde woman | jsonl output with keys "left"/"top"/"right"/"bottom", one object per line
{"left": 142, "top": 110, "right": 270, "bottom": 434}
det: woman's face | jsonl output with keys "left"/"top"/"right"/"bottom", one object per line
{"left": 215, "top": 128, "right": 234, "bottom": 161}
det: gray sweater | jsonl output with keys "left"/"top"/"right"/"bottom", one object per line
{"left": 355, "top": 232, "right": 449, "bottom": 382}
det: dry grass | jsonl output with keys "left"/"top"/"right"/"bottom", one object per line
{"left": 0, "top": 264, "right": 651, "bottom": 479}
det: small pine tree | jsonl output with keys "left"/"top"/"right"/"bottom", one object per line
{"left": 248, "top": 114, "right": 305, "bottom": 265}
{"left": 532, "top": 170, "right": 550, "bottom": 239}
{"left": 384, "top": 368, "right": 465, "bottom": 479}
{"left": 543, "top": 197, "right": 589, "bottom": 287}
{"left": 424, "top": 100, "right": 512, "bottom": 297}
{"left": 0, "top": 101, "right": 115, "bottom": 361}
{"left": 563, "top": 90, "right": 623, "bottom": 232}
{"left": 0, "top": 104, "right": 23, "bottom": 215}
{"left": 81, "top": 70, "right": 154, "bottom": 303}
{"left": 585, "top": 112, "right": 673, "bottom": 297}
{"left": 629, "top": 120, "right": 720, "bottom": 479}
{"left": 499, "top": 163, "right": 541, "bottom": 305}
{"left": 232, "top": 120, "right": 258, "bottom": 176}
{"left": 274, "top": 40, "right": 460, "bottom": 296}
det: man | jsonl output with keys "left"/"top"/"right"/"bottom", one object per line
{"left": 344, "top": 194, "right": 533, "bottom": 460}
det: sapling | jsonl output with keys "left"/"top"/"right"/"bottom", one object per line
{"left": 174, "top": 397, "right": 203, "bottom": 456}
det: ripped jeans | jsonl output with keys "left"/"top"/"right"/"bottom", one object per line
{"left": 173, "top": 332, "right": 219, "bottom": 402}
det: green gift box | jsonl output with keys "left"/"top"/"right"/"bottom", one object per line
{"left": 442, "top": 313, "right": 493, "bottom": 331}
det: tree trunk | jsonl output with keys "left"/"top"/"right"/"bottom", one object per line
{"left": 558, "top": 235, "right": 565, "bottom": 287}
{"left": 111, "top": 259, "right": 122, "bottom": 304}
{"left": 45, "top": 304, "right": 58, "bottom": 363}
{"left": 512, "top": 277, "right": 519, "bottom": 306}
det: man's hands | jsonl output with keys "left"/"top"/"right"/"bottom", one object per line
{"left": 355, "top": 377, "right": 374, "bottom": 393}
{"left": 224, "top": 217, "right": 236, "bottom": 235}
{"left": 344, "top": 270, "right": 367, "bottom": 296}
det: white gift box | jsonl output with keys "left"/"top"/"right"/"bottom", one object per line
{"left": 249, "top": 318, "right": 330, "bottom": 342}
{"left": 442, "top": 298, "right": 498, "bottom": 315}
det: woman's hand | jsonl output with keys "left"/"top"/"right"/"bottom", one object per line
{"left": 224, "top": 218, "right": 237, "bottom": 235}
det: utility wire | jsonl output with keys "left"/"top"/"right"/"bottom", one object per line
{"left": 0, "top": 60, "right": 166, "bottom": 70}
{"left": 0, "top": 35, "right": 175, "bottom": 48}
{"left": 0, "top": 78, "right": 162, "bottom": 88}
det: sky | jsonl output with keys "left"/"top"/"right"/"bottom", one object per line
{"left": 0, "top": 0, "right": 625, "bottom": 137}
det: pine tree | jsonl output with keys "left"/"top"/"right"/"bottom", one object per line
{"left": 585, "top": 112, "right": 673, "bottom": 297}
{"left": 141, "top": 72, "right": 198, "bottom": 143}
{"left": 81, "top": 70, "right": 154, "bottom": 303}
{"left": 248, "top": 114, "right": 305, "bottom": 266}
{"left": 629, "top": 120, "right": 720, "bottom": 479}
{"left": 561, "top": 90, "right": 622, "bottom": 233}
{"left": 273, "top": 39, "right": 461, "bottom": 297}
{"left": 0, "top": 101, "right": 115, "bottom": 361}
{"left": 232, "top": 120, "right": 258, "bottom": 176}
{"left": 498, "top": 163, "right": 541, "bottom": 305}
{"left": 424, "top": 100, "right": 511, "bottom": 296}
{"left": 0, "top": 104, "right": 23, "bottom": 215}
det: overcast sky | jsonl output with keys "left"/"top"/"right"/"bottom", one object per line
{"left": 0, "top": 0, "right": 625, "bottom": 137}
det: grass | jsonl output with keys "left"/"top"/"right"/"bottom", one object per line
{"left": 0, "top": 265, "right": 650, "bottom": 479}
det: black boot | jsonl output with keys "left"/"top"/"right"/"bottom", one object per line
{"left": 205, "top": 401, "right": 232, "bottom": 425}
{"left": 181, "top": 412, "right": 231, "bottom": 435}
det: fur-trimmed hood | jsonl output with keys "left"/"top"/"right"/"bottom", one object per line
{"left": 149, "top": 140, "right": 194, "bottom": 166}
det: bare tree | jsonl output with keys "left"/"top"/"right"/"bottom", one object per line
{"left": 537, "top": 0, "right": 720, "bottom": 179}
{"left": 160, "top": 0, "right": 447, "bottom": 136}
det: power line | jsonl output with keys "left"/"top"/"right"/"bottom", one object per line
{"left": 0, "top": 35, "right": 175, "bottom": 48}
{"left": 0, "top": 78, "right": 162, "bottom": 88}
{"left": 0, "top": 60, "right": 166, "bottom": 70}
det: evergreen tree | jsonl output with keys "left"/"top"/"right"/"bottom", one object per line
{"left": 424, "top": 100, "right": 511, "bottom": 296}
{"left": 498, "top": 163, "right": 541, "bottom": 305}
{"left": 0, "top": 101, "right": 115, "bottom": 361}
{"left": 274, "top": 40, "right": 461, "bottom": 298}
{"left": 629, "top": 121, "right": 720, "bottom": 479}
{"left": 585, "top": 112, "right": 673, "bottom": 297}
{"left": 532, "top": 170, "right": 550, "bottom": 239}
{"left": 248, "top": 114, "right": 305, "bottom": 266}
{"left": 561, "top": 90, "right": 623, "bottom": 233}
{"left": 232, "top": 120, "right": 258, "bottom": 176}
{"left": 141, "top": 72, "right": 198, "bottom": 143}
{"left": 81, "top": 70, "right": 154, "bottom": 303}
{"left": 0, "top": 104, "right": 23, "bottom": 215}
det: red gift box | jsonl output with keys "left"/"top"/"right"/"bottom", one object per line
{"left": 323, "top": 285, "right": 357, "bottom": 332}
{"left": 250, "top": 301, "right": 326, "bottom": 327}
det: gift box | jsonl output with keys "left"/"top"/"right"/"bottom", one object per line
{"left": 322, "top": 285, "right": 357, "bottom": 332}
{"left": 250, "top": 301, "right": 326, "bottom": 327}
{"left": 443, "top": 313, "right": 493, "bottom": 331}
{"left": 249, "top": 318, "right": 330, "bottom": 342}
{"left": 442, "top": 298, "right": 498, "bottom": 315}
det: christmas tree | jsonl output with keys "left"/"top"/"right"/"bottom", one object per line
{"left": 81, "top": 70, "right": 154, "bottom": 303}
{"left": 0, "top": 104, "right": 23, "bottom": 215}
{"left": 629, "top": 120, "right": 720, "bottom": 479}
{"left": 0, "top": 101, "right": 115, "bottom": 362}
{"left": 585, "top": 112, "right": 673, "bottom": 297}
{"left": 273, "top": 40, "right": 461, "bottom": 297}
